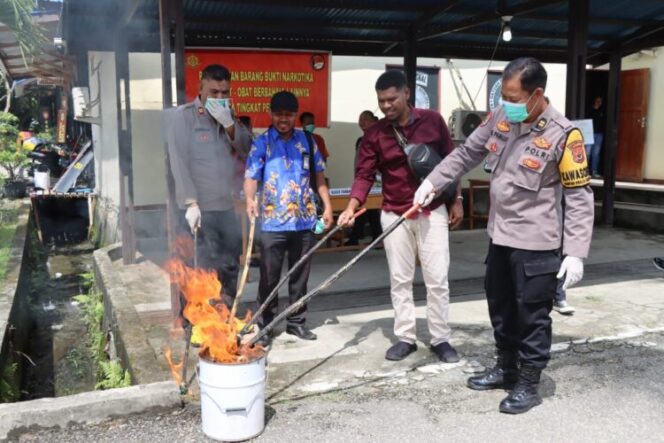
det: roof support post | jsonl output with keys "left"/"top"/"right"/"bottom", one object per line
{"left": 601, "top": 51, "right": 621, "bottom": 226}
{"left": 115, "top": 30, "right": 136, "bottom": 265}
{"left": 173, "top": 0, "right": 186, "bottom": 105}
{"left": 404, "top": 26, "right": 417, "bottom": 107}
{"left": 565, "top": 0, "right": 589, "bottom": 119}
{"left": 160, "top": 0, "right": 182, "bottom": 325}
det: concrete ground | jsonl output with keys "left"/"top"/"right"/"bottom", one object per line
{"left": 11, "top": 226, "right": 664, "bottom": 442}
{"left": 18, "top": 331, "right": 664, "bottom": 442}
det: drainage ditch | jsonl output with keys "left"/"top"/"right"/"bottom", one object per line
{"left": 1, "top": 209, "right": 130, "bottom": 403}
{"left": 20, "top": 233, "right": 98, "bottom": 399}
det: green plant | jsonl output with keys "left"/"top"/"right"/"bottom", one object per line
{"left": 78, "top": 272, "right": 95, "bottom": 291}
{"left": 74, "top": 290, "right": 105, "bottom": 362}
{"left": 0, "top": 210, "right": 18, "bottom": 281}
{"left": 74, "top": 278, "right": 133, "bottom": 389}
{"left": 0, "top": 111, "right": 28, "bottom": 181}
{"left": 0, "top": 362, "right": 19, "bottom": 402}
{"left": 95, "top": 360, "right": 131, "bottom": 390}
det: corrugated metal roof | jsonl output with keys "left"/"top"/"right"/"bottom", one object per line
{"left": 63, "top": 0, "right": 664, "bottom": 64}
{"left": 0, "top": 5, "right": 73, "bottom": 85}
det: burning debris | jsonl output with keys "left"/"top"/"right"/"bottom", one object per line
{"left": 164, "top": 235, "right": 264, "bottom": 369}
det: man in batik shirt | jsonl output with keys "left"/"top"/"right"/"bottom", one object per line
{"left": 244, "top": 91, "right": 333, "bottom": 346}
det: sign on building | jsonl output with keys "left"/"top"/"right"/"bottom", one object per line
{"left": 184, "top": 49, "right": 331, "bottom": 128}
{"left": 386, "top": 65, "right": 440, "bottom": 112}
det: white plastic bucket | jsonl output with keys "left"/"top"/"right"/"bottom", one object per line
{"left": 34, "top": 170, "right": 50, "bottom": 190}
{"left": 198, "top": 355, "right": 266, "bottom": 442}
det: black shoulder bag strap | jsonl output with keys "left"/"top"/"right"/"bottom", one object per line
{"left": 303, "top": 130, "right": 317, "bottom": 189}
{"left": 303, "top": 131, "right": 322, "bottom": 215}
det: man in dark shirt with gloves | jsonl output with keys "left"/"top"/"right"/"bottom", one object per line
{"left": 166, "top": 64, "right": 252, "bottom": 305}
{"left": 414, "top": 57, "right": 594, "bottom": 414}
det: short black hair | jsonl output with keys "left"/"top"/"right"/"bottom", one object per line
{"left": 270, "top": 91, "right": 299, "bottom": 112}
{"left": 360, "top": 110, "right": 378, "bottom": 121}
{"left": 375, "top": 70, "right": 407, "bottom": 91}
{"left": 201, "top": 64, "right": 231, "bottom": 82}
{"left": 502, "top": 57, "right": 547, "bottom": 93}
{"left": 239, "top": 116, "right": 251, "bottom": 126}
{"left": 299, "top": 112, "right": 314, "bottom": 123}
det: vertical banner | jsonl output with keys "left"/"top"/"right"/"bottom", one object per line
{"left": 386, "top": 65, "right": 440, "bottom": 111}
{"left": 56, "top": 94, "right": 68, "bottom": 143}
{"left": 487, "top": 70, "right": 503, "bottom": 111}
{"left": 184, "top": 49, "right": 330, "bottom": 128}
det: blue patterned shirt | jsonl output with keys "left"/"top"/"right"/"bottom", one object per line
{"left": 245, "top": 127, "right": 326, "bottom": 232}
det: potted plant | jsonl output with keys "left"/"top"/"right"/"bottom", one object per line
{"left": 0, "top": 112, "right": 29, "bottom": 199}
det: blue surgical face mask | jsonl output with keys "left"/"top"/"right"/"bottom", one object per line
{"left": 503, "top": 92, "right": 536, "bottom": 123}
{"left": 304, "top": 124, "right": 315, "bottom": 133}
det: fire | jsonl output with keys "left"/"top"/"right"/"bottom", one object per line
{"left": 163, "top": 244, "right": 264, "bottom": 367}
{"left": 164, "top": 347, "right": 183, "bottom": 386}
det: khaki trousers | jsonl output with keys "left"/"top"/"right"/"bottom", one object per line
{"left": 381, "top": 205, "right": 451, "bottom": 346}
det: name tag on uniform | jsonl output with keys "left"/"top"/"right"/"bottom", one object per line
{"left": 303, "top": 154, "right": 310, "bottom": 170}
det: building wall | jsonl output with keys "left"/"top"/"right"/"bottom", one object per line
{"left": 127, "top": 53, "right": 175, "bottom": 207}
{"left": 88, "top": 51, "right": 121, "bottom": 244}
{"left": 621, "top": 49, "right": 664, "bottom": 181}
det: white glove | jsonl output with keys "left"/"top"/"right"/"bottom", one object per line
{"left": 413, "top": 179, "right": 436, "bottom": 207}
{"left": 185, "top": 205, "right": 201, "bottom": 233}
{"left": 205, "top": 99, "right": 235, "bottom": 128}
{"left": 557, "top": 256, "right": 584, "bottom": 290}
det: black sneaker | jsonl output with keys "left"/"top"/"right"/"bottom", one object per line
{"left": 385, "top": 341, "right": 417, "bottom": 361}
{"left": 431, "top": 342, "right": 460, "bottom": 363}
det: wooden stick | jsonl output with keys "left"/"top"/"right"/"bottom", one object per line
{"left": 247, "top": 205, "right": 418, "bottom": 345}
{"left": 229, "top": 214, "right": 256, "bottom": 322}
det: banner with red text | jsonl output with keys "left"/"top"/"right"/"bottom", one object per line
{"left": 184, "top": 49, "right": 330, "bottom": 128}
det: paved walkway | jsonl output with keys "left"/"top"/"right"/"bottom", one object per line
{"left": 107, "top": 226, "right": 664, "bottom": 389}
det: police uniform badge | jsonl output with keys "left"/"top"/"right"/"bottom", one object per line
{"left": 497, "top": 121, "right": 510, "bottom": 132}
{"left": 197, "top": 106, "right": 205, "bottom": 115}
{"left": 533, "top": 137, "right": 551, "bottom": 150}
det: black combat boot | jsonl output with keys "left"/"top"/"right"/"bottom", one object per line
{"left": 467, "top": 350, "right": 519, "bottom": 390}
{"left": 499, "top": 364, "right": 543, "bottom": 414}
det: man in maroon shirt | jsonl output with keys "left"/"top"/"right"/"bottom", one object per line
{"left": 338, "top": 70, "right": 463, "bottom": 362}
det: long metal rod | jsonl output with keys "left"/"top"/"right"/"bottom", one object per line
{"left": 180, "top": 226, "right": 198, "bottom": 392}
{"left": 179, "top": 325, "right": 192, "bottom": 394}
{"left": 248, "top": 205, "right": 419, "bottom": 345}
{"left": 240, "top": 207, "right": 367, "bottom": 335}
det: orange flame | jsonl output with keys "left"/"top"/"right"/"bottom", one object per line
{"left": 163, "top": 239, "right": 264, "bottom": 367}
{"left": 163, "top": 347, "right": 183, "bottom": 386}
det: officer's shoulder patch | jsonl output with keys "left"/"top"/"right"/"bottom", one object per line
{"left": 558, "top": 128, "right": 590, "bottom": 188}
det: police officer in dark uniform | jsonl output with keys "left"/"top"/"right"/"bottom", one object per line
{"left": 415, "top": 57, "right": 594, "bottom": 414}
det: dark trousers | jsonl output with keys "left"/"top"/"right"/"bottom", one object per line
{"left": 178, "top": 209, "right": 242, "bottom": 300}
{"left": 485, "top": 242, "right": 561, "bottom": 368}
{"left": 350, "top": 209, "right": 382, "bottom": 242}
{"left": 257, "top": 230, "right": 315, "bottom": 328}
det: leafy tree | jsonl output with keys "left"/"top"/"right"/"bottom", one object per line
{"left": 0, "top": 111, "right": 28, "bottom": 181}
{"left": 0, "top": 0, "right": 48, "bottom": 64}
{"left": 0, "top": 0, "right": 49, "bottom": 111}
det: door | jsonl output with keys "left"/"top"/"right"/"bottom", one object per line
{"left": 616, "top": 69, "right": 649, "bottom": 182}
